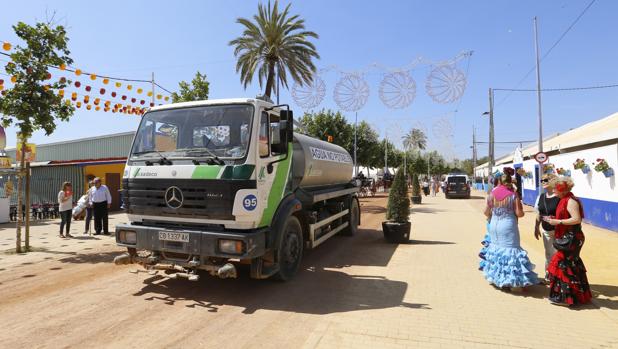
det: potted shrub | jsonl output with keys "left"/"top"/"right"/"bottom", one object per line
{"left": 411, "top": 173, "right": 422, "bottom": 204}
{"left": 594, "top": 158, "right": 614, "bottom": 178}
{"left": 382, "top": 168, "right": 411, "bottom": 243}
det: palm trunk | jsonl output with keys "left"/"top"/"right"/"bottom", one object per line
{"left": 15, "top": 139, "right": 26, "bottom": 253}
{"left": 264, "top": 61, "right": 276, "bottom": 98}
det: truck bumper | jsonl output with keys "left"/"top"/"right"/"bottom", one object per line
{"left": 115, "top": 223, "right": 267, "bottom": 259}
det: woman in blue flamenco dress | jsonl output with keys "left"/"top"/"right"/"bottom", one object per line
{"left": 482, "top": 172, "right": 539, "bottom": 289}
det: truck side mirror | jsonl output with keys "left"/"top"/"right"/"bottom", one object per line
{"left": 280, "top": 109, "right": 293, "bottom": 143}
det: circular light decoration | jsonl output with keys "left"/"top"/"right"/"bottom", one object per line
{"left": 291, "top": 75, "right": 326, "bottom": 110}
{"left": 333, "top": 74, "right": 370, "bottom": 112}
{"left": 432, "top": 117, "right": 454, "bottom": 139}
{"left": 425, "top": 64, "right": 467, "bottom": 104}
{"left": 379, "top": 71, "right": 416, "bottom": 109}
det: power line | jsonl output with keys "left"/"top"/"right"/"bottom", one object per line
{"left": 494, "top": 82, "right": 618, "bottom": 92}
{"left": 496, "top": 0, "right": 597, "bottom": 108}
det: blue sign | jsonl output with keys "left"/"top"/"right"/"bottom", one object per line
{"left": 243, "top": 194, "right": 257, "bottom": 211}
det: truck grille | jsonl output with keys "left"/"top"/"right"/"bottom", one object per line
{"left": 123, "top": 178, "right": 256, "bottom": 220}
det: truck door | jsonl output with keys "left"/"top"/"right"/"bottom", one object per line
{"left": 255, "top": 110, "right": 290, "bottom": 227}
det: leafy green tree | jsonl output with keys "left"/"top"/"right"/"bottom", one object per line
{"left": 411, "top": 173, "right": 421, "bottom": 197}
{"left": 0, "top": 22, "right": 74, "bottom": 253}
{"left": 229, "top": 0, "right": 319, "bottom": 98}
{"left": 386, "top": 168, "right": 410, "bottom": 223}
{"left": 373, "top": 139, "right": 403, "bottom": 169}
{"left": 402, "top": 128, "right": 427, "bottom": 155}
{"left": 171, "top": 71, "right": 210, "bottom": 102}
{"left": 354, "top": 121, "right": 380, "bottom": 169}
{"left": 300, "top": 109, "right": 353, "bottom": 150}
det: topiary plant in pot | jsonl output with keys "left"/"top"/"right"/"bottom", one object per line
{"left": 411, "top": 173, "right": 422, "bottom": 204}
{"left": 382, "top": 168, "right": 411, "bottom": 243}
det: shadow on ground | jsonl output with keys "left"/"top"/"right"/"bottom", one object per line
{"left": 591, "top": 284, "right": 618, "bottom": 310}
{"left": 133, "top": 228, "right": 430, "bottom": 315}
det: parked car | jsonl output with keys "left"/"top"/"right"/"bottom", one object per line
{"left": 444, "top": 174, "right": 471, "bottom": 199}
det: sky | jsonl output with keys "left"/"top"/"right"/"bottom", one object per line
{"left": 1, "top": 0, "right": 617, "bottom": 161}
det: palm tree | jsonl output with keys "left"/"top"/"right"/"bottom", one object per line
{"left": 402, "top": 128, "right": 427, "bottom": 154}
{"left": 229, "top": 1, "right": 320, "bottom": 99}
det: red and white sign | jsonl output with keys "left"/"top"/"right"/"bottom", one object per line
{"left": 534, "top": 152, "right": 548, "bottom": 163}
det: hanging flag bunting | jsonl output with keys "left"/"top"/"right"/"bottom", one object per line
{"left": 74, "top": 81, "right": 81, "bottom": 87}
{"left": 86, "top": 105, "right": 92, "bottom": 110}
{"left": 156, "top": 94, "right": 162, "bottom": 100}
{"left": 100, "top": 88, "right": 105, "bottom": 95}
{"left": 127, "top": 84, "right": 132, "bottom": 90}
{"left": 102, "top": 78, "right": 109, "bottom": 84}
{"left": 137, "top": 88, "right": 143, "bottom": 94}
{"left": 75, "top": 69, "right": 82, "bottom": 76}
{"left": 90, "top": 74, "right": 97, "bottom": 80}
{"left": 95, "top": 106, "right": 100, "bottom": 111}
{"left": 76, "top": 101, "right": 82, "bottom": 108}
{"left": 59, "top": 63, "right": 66, "bottom": 71}
{"left": 2, "top": 42, "right": 11, "bottom": 51}
{"left": 147, "top": 91, "right": 153, "bottom": 97}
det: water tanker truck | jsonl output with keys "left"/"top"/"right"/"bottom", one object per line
{"left": 114, "top": 98, "right": 360, "bottom": 281}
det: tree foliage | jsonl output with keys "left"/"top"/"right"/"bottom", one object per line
{"left": 171, "top": 71, "right": 210, "bottom": 103}
{"left": 0, "top": 22, "right": 74, "bottom": 136}
{"left": 402, "top": 128, "right": 427, "bottom": 154}
{"left": 411, "top": 173, "right": 421, "bottom": 197}
{"left": 300, "top": 109, "right": 352, "bottom": 149}
{"left": 229, "top": 0, "right": 320, "bottom": 98}
{"left": 386, "top": 168, "right": 410, "bottom": 223}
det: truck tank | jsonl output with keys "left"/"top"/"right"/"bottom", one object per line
{"left": 292, "top": 133, "right": 354, "bottom": 190}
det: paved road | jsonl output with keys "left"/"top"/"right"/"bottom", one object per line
{"left": 0, "top": 194, "right": 617, "bottom": 348}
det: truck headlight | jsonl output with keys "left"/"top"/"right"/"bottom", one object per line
{"left": 218, "top": 239, "right": 244, "bottom": 255}
{"left": 118, "top": 230, "right": 137, "bottom": 244}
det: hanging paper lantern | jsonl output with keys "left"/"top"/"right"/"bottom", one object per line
{"left": 115, "top": 82, "right": 121, "bottom": 88}
{"left": 85, "top": 86, "right": 91, "bottom": 92}
{"left": 46, "top": 73, "right": 52, "bottom": 80}
{"left": 95, "top": 106, "right": 101, "bottom": 111}
{"left": 76, "top": 102, "right": 82, "bottom": 108}
{"left": 102, "top": 78, "right": 109, "bottom": 85}
{"left": 111, "top": 91, "right": 117, "bottom": 97}
{"left": 64, "top": 99, "right": 71, "bottom": 106}
{"left": 156, "top": 94, "right": 162, "bottom": 100}
{"left": 58, "top": 89, "right": 64, "bottom": 97}
{"left": 150, "top": 102, "right": 155, "bottom": 107}
{"left": 137, "top": 88, "right": 143, "bottom": 94}
{"left": 2, "top": 42, "right": 11, "bottom": 51}
{"left": 75, "top": 81, "right": 81, "bottom": 87}
{"left": 59, "top": 77, "right": 66, "bottom": 84}
{"left": 164, "top": 96, "right": 169, "bottom": 101}
{"left": 100, "top": 88, "right": 105, "bottom": 95}
{"left": 105, "top": 100, "right": 110, "bottom": 106}
{"left": 131, "top": 98, "right": 136, "bottom": 103}
{"left": 112, "top": 109, "right": 117, "bottom": 113}
{"left": 84, "top": 96, "right": 90, "bottom": 103}
{"left": 86, "top": 105, "right": 92, "bottom": 110}
{"left": 122, "top": 95, "right": 127, "bottom": 100}
{"left": 0, "top": 79, "right": 3, "bottom": 85}
{"left": 11, "top": 76, "right": 17, "bottom": 83}
{"left": 94, "top": 98, "right": 100, "bottom": 105}
{"left": 75, "top": 69, "right": 82, "bottom": 76}
{"left": 127, "top": 85, "right": 133, "bottom": 90}
{"left": 90, "top": 74, "right": 96, "bottom": 80}
{"left": 147, "top": 91, "right": 153, "bottom": 97}
{"left": 59, "top": 63, "right": 66, "bottom": 71}
{"left": 140, "top": 100, "right": 145, "bottom": 105}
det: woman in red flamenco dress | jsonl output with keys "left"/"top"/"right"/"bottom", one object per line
{"left": 543, "top": 177, "right": 592, "bottom": 306}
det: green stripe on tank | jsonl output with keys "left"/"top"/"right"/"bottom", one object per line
{"left": 259, "top": 145, "right": 292, "bottom": 227}
{"left": 191, "top": 165, "right": 224, "bottom": 179}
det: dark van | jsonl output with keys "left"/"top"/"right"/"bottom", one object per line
{"left": 444, "top": 175, "right": 470, "bottom": 199}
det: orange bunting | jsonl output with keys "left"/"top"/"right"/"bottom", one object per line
{"left": 137, "top": 88, "right": 143, "bottom": 94}
{"left": 59, "top": 63, "right": 66, "bottom": 70}
{"left": 90, "top": 74, "right": 96, "bottom": 80}
{"left": 84, "top": 96, "right": 90, "bottom": 103}
{"left": 147, "top": 91, "right": 153, "bottom": 97}
{"left": 71, "top": 92, "right": 77, "bottom": 98}
{"left": 127, "top": 84, "right": 132, "bottom": 90}
{"left": 76, "top": 102, "right": 82, "bottom": 108}
{"left": 103, "top": 78, "right": 109, "bottom": 85}
{"left": 156, "top": 94, "right": 162, "bottom": 100}
{"left": 2, "top": 42, "right": 11, "bottom": 51}
{"left": 86, "top": 105, "right": 92, "bottom": 110}
{"left": 0, "top": 85, "right": 3, "bottom": 91}
{"left": 95, "top": 106, "right": 101, "bottom": 111}
{"left": 94, "top": 98, "right": 100, "bottom": 105}
{"left": 75, "top": 69, "right": 82, "bottom": 76}
{"left": 11, "top": 76, "right": 17, "bottom": 83}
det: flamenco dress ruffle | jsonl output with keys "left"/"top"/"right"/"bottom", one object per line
{"left": 547, "top": 232, "right": 592, "bottom": 305}
{"left": 478, "top": 223, "right": 491, "bottom": 271}
{"left": 483, "top": 245, "right": 539, "bottom": 288}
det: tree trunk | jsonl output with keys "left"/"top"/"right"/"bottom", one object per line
{"left": 15, "top": 139, "right": 26, "bottom": 253}
{"left": 264, "top": 61, "right": 276, "bottom": 98}
{"left": 25, "top": 161, "right": 30, "bottom": 251}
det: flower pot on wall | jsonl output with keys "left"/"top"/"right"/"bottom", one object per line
{"left": 581, "top": 165, "right": 590, "bottom": 174}
{"left": 603, "top": 168, "right": 614, "bottom": 178}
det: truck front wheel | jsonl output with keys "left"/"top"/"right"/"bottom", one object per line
{"left": 341, "top": 198, "right": 359, "bottom": 236}
{"left": 272, "top": 216, "right": 303, "bottom": 281}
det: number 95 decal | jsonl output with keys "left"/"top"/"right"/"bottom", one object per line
{"left": 243, "top": 194, "right": 258, "bottom": 211}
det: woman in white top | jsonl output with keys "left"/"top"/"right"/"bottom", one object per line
{"left": 58, "top": 181, "right": 74, "bottom": 238}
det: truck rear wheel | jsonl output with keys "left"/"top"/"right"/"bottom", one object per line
{"left": 272, "top": 216, "right": 303, "bottom": 281}
{"left": 341, "top": 198, "right": 359, "bottom": 236}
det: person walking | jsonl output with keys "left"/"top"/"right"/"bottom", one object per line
{"left": 534, "top": 173, "right": 560, "bottom": 283}
{"left": 543, "top": 177, "right": 592, "bottom": 306}
{"left": 84, "top": 181, "right": 95, "bottom": 235}
{"left": 422, "top": 178, "right": 430, "bottom": 196}
{"left": 90, "top": 177, "right": 112, "bottom": 235}
{"left": 482, "top": 171, "right": 538, "bottom": 289}
{"left": 58, "top": 182, "right": 73, "bottom": 238}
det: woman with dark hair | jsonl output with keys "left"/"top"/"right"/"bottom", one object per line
{"left": 478, "top": 172, "right": 502, "bottom": 271}
{"left": 58, "top": 181, "right": 73, "bottom": 238}
{"left": 543, "top": 176, "right": 591, "bottom": 306}
{"left": 482, "top": 170, "right": 538, "bottom": 289}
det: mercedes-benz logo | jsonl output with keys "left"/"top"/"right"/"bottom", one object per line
{"left": 165, "top": 186, "right": 184, "bottom": 209}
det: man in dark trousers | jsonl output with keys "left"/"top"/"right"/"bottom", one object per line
{"left": 89, "top": 177, "right": 112, "bottom": 235}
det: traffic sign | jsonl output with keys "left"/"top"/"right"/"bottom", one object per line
{"left": 534, "top": 152, "right": 548, "bottom": 163}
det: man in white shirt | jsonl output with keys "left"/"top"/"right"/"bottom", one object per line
{"left": 89, "top": 177, "right": 112, "bottom": 235}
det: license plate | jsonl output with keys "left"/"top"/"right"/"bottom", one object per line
{"left": 158, "top": 231, "right": 189, "bottom": 243}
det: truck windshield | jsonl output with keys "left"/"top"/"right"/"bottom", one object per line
{"left": 130, "top": 104, "right": 254, "bottom": 160}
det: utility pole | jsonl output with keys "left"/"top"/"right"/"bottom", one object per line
{"left": 534, "top": 16, "right": 544, "bottom": 191}
{"left": 354, "top": 112, "right": 358, "bottom": 177}
{"left": 384, "top": 130, "right": 388, "bottom": 174}
{"left": 472, "top": 126, "right": 477, "bottom": 176}
{"left": 488, "top": 88, "right": 495, "bottom": 187}
{"left": 151, "top": 72, "right": 155, "bottom": 105}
